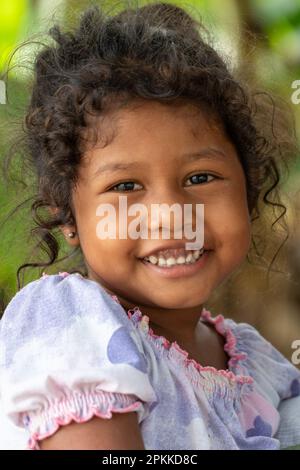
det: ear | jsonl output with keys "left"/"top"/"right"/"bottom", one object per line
{"left": 48, "top": 206, "right": 80, "bottom": 247}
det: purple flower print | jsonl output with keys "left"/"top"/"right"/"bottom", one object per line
{"left": 107, "top": 326, "right": 148, "bottom": 373}
{"left": 246, "top": 415, "right": 272, "bottom": 438}
{"left": 290, "top": 378, "right": 300, "bottom": 397}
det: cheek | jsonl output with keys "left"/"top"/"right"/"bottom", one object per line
{"left": 79, "top": 219, "right": 138, "bottom": 273}
{"left": 82, "top": 233, "right": 136, "bottom": 260}
{"left": 209, "top": 187, "right": 251, "bottom": 257}
{"left": 226, "top": 211, "right": 251, "bottom": 263}
{"left": 73, "top": 192, "right": 137, "bottom": 277}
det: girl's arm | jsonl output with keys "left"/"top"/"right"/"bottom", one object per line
{"left": 39, "top": 413, "right": 145, "bottom": 450}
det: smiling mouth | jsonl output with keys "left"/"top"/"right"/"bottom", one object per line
{"left": 139, "top": 248, "right": 211, "bottom": 279}
{"left": 140, "top": 247, "right": 206, "bottom": 267}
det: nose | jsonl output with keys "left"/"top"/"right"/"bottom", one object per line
{"left": 149, "top": 184, "right": 188, "bottom": 207}
{"left": 142, "top": 185, "right": 203, "bottom": 242}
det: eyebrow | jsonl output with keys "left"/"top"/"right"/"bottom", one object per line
{"left": 92, "top": 147, "right": 227, "bottom": 179}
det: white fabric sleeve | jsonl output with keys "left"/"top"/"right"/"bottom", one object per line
{"left": 0, "top": 273, "right": 157, "bottom": 449}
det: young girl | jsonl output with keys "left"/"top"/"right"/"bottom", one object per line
{"left": 0, "top": 1, "right": 300, "bottom": 450}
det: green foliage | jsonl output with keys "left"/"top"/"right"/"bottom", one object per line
{"left": 0, "top": 0, "right": 300, "bottom": 294}
{"left": 0, "top": 0, "right": 32, "bottom": 70}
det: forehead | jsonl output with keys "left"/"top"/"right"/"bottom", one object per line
{"left": 78, "top": 98, "right": 234, "bottom": 176}
{"left": 84, "top": 99, "right": 227, "bottom": 156}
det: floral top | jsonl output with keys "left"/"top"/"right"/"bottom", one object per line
{"left": 0, "top": 272, "right": 300, "bottom": 450}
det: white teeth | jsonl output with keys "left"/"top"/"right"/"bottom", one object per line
{"left": 158, "top": 257, "right": 166, "bottom": 266}
{"left": 144, "top": 248, "right": 206, "bottom": 267}
{"left": 185, "top": 253, "right": 194, "bottom": 263}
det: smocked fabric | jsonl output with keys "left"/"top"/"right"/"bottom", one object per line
{"left": 0, "top": 272, "right": 299, "bottom": 450}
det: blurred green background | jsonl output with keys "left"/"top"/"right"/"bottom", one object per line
{"left": 0, "top": 0, "right": 300, "bottom": 362}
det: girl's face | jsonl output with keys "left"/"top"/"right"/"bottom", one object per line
{"left": 69, "top": 100, "right": 251, "bottom": 310}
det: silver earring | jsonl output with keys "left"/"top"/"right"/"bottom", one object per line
{"left": 68, "top": 231, "right": 76, "bottom": 238}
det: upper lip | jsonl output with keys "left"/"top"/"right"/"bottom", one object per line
{"left": 139, "top": 242, "right": 210, "bottom": 259}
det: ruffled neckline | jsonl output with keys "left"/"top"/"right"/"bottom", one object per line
{"left": 44, "top": 272, "right": 254, "bottom": 390}
{"left": 109, "top": 295, "right": 254, "bottom": 388}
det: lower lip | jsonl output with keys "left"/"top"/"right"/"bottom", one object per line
{"left": 140, "top": 251, "right": 212, "bottom": 279}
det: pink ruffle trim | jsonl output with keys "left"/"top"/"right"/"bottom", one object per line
{"left": 40, "top": 272, "right": 253, "bottom": 388}
{"left": 125, "top": 305, "right": 254, "bottom": 387}
{"left": 25, "top": 390, "right": 143, "bottom": 450}
{"left": 41, "top": 271, "right": 70, "bottom": 279}
{"left": 200, "top": 309, "right": 250, "bottom": 369}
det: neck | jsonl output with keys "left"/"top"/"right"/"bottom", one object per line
{"left": 86, "top": 269, "right": 204, "bottom": 341}
{"left": 110, "top": 290, "right": 203, "bottom": 341}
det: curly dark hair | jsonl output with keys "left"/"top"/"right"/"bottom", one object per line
{"left": 0, "top": 0, "right": 298, "bottom": 299}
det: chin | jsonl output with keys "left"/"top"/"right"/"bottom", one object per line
{"left": 151, "top": 293, "right": 208, "bottom": 310}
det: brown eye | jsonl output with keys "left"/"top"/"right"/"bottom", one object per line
{"left": 185, "top": 173, "right": 217, "bottom": 186}
{"left": 109, "top": 181, "right": 143, "bottom": 192}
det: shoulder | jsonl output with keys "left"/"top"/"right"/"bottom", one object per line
{"left": 0, "top": 273, "right": 156, "bottom": 449}
{"left": 1, "top": 272, "right": 130, "bottom": 330}
{"left": 225, "top": 317, "right": 294, "bottom": 364}
{"left": 0, "top": 272, "right": 137, "bottom": 369}
{"left": 224, "top": 317, "right": 300, "bottom": 401}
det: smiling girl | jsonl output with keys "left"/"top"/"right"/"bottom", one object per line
{"left": 0, "top": 1, "right": 300, "bottom": 450}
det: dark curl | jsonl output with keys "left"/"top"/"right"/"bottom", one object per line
{"left": 1, "top": 0, "right": 298, "bottom": 292}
